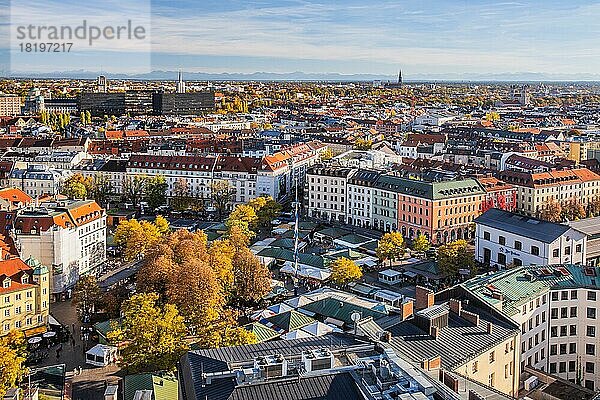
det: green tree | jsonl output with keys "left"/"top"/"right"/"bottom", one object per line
{"left": 144, "top": 175, "right": 168, "bottom": 209}
{"left": 90, "top": 173, "right": 113, "bottom": 206}
{"left": 376, "top": 232, "right": 405, "bottom": 266}
{"left": 72, "top": 275, "right": 101, "bottom": 320}
{"left": 437, "top": 239, "right": 475, "bottom": 279}
{"left": 329, "top": 257, "right": 362, "bottom": 286}
{"left": 107, "top": 292, "right": 188, "bottom": 373}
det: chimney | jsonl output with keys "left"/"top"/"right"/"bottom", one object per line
{"left": 487, "top": 322, "right": 493, "bottom": 334}
{"left": 415, "top": 286, "right": 435, "bottom": 310}
{"left": 430, "top": 325, "right": 440, "bottom": 339}
{"left": 449, "top": 299, "right": 462, "bottom": 314}
{"left": 460, "top": 310, "right": 480, "bottom": 326}
{"left": 402, "top": 299, "right": 414, "bottom": 320}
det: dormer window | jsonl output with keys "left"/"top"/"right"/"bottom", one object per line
{"left": 21, "top": 275, "right": 28, "bottom": 284}
{"left": 3, "top": 279, "right": 10, "bottom": 288}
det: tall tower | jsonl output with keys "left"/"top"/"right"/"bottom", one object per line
{"left": 176, "top": 70, "right": 186, "bottom": 94}
{"left": 398, "top": 69, "right": 403, "bottom": 85}
{"left": 96, "top": 75, "right": 107, "bottom": 93}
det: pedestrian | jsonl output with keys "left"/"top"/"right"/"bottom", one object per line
{"left": 71, "top": 337, "right": 75, "bottom": 347}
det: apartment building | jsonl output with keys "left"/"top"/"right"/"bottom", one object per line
{"left": 498, "top": 168, "right": 600, "bottom": 217}
{"left": 0, "top": 95, "right": 22, "bottom": 117}
{"left": 0, "top": 200, "right": 106, "bottom": 297}
{"left": 464, "top": 264, "right": 600, "bottom": 391}
{"left": 0, "top": 255, "right": 50, "bottom": 337}
{"left": 347, "top": 169, "right": 380, "bottom": 228}
{"left": 9, "top": 164, "right": 71, "bottom": 198}
{"left": 307, "top": 165, "right": 355, "bottom": 223}
{"left": 475, "top": 209, "right": 587, "bottom": 268}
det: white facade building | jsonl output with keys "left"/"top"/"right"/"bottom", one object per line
{"left": 475, "top": 209, "right": 587, "bottom": 268}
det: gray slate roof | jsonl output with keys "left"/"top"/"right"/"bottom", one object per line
{"left": 475, "top": 208, "right": 572, "bottom": 244}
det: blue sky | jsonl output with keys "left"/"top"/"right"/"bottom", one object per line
{"left": 2, "top": 0, "right": 600, "bottom": 77}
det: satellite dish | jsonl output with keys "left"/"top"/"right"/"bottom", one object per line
{"left": 350, "top": 312, "right": 361, "bottom": 323}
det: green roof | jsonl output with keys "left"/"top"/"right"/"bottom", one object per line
{"left": 300, "top": 297, "right": 388, "bottom": 324}
{"left": 463, "top": 264, "right": 600, "bottom": 317}
{"left": 123, "top": 372, "right": 178, "bottom": 400}
{"left": 265, "top": 310, "right": 315, "bottom": 332}
{"left": 336, "top": 233, "right": 371, "bottom": 245}
{"left": 373, "top": 175, "right": 485, "bottom": 200}
{"left": 93, "top": 318, "right": 122, "bottom": 339}
{"left": 243, "top": 322, "right": 280, "bottom": 342}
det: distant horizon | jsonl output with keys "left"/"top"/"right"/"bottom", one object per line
{"left": 4, "top": 69, "right": 600, "bottom": 84}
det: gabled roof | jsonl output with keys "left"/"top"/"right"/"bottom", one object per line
{"left": 265, "top": 310, "right": 315, "bottom": 332}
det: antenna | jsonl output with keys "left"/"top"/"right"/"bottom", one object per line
{"left": 292, "top": 159, "right": 300, "bottom": 296}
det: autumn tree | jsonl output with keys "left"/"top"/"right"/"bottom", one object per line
{"left": 320, "top": 148, "right": 334, "bottom": 161}
{"left": 561, "top": 198, "right": 586, "bottom": 221}
{"left": 122, "top": 175, "right": 147, "bottom": 208}
{"left": 144, "top": 175, "right": 168, "bottom": 209}
{"left": 90, "top": 173, "right": 113, "bottom": 206}
{"left": 231, "top": 248, "right": 271, "bottom": 305}
{"left": 72, "top": 275, "right": 101, "bottom": 320}
{"left": 329, "top": 257, "right": 362, "bottom": 286}
{"left": 210, "top": 180, "right": 236, "bottom": 219}
{"left": 226, "top": 204, "right": 258, "bottom": 232}
{"left": 539, "top": 198, "right": 562, "bottom": 222}
{"left": 154, "top": 215, "right": 170, "bottom": 236}
{"left": 101, "top": 283, "right": 130, "bottom": 319}
{"left": 113, "top": 217, "right": 165, "bottom": 261}
{"left": 437, "top": 239, "right": 475, "bottom": 279}
{"left": 171, "top": 178, "right": 192, "bottom": 211}
{"left": 248, "top": 196, "right": 282, "bottom": 228}
{"left": 354, "top": 138, "right": 373, "bottom": 150}
{"left": 0, "top": 331, "right": 27, "bottom": 398}
{"left": 412, "top": 233, "right": 430, "bottom": 255}
{"left": 107, "top": 292, "right": 188, "bottom": 373}
{"left": 376, "top": 232, "right": 405, "bottom": 266}
{"left": 61, "top": 173, "right": 94, "bottom": 200}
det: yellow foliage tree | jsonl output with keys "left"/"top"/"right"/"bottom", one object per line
{"left": 329, "top": 257, "right": 362, "bottom": 286}
{"left": 376, "top": 232, "right": 405, "bottom": 266}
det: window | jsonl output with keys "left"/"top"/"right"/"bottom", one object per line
{"left": 551, "top": 327, "right": 558, "bottom": 337}
{"left": 569, "top": 343, "right": 576, "bottom": 354}
{"left": 472, "top": 361, "right": 478, "bottom": 373}
{"left": 489, "top": 351, "right": 495, "bottom": 363}
{"left": 498, "top": 253, "right": 506, "bottom": 265}
{"left": 565, "top": 246, "right": 571, "bottom": 255}
{"left": 588, "top": 307, "right": 597, "bottom": 319}
{"left": 488, "top": 373, "right": 495, "bottom": 387}
{"left": 587, "top": 326, "right": 596, "bottom": 337}
{"left": 576, "top": 244, "right": 582, "bottom": 253}
{"left": 550, "top": 344, "right": 557, "bottom": 355}
{"left": 484, "top": 231, "right": 490, "bottom": 240}
{"left": 559, "top": 362, "right": 566, "bottom": 373}
{"left": 586, "top": 362, "right": 595, "bottom": 374}
{"left": 569, "top": 360, "right": 576, "bottom": 372}
{"left": 531, "top": 246, "right": 540, "bottom": 256}
{"left": 586, "top": 344, "right": 595, "bottom": 355}
{"left": 553, "top": 249, "right": 560, "bottom": 257}
{"left": 549, "top": 363, "right": 557, "bottom": 374}
{"left": 561, "top": 307, "right": 568, "bottom": 318}
{"left": 498, "top": 236, "right": 506, "bottom": 245}
{"left": 561, "top": 291, "right": 568, "bottom": 300}
{"left": 552, "top": 292, "right": 559, "bottom": 301}
{"left": 514, "top": 241, "right": 522, "bottom": 250}
{"left": 570, "top": 307, "right": 577, "bottom": 318}
{"left": 560, "top": 344, "right": 567, "bottom": 354}
{"left": 571, "top": 290, "right": 578, "bottom": 299}
{"left": 551, "top": 308, "right": 558, "bottom": 319}
{"left": 570, "top": 325, "right": 577, "bottom": 336}
{"left": 585, "top": 380, "right": 595, "bottom": 391}
{"left": 589, "top": 291, "right": 597, "bottom": 301}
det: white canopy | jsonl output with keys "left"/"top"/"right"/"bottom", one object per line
{"left": 280, "top": 262, "right": 331, "bottom": 281}
{"left": 300, "top": 321, "right": 334, "bottom": 337}
{"left": 281, "top": 329, "right": 313, "bottom": 340}
{"left": 267, "top": 303, "right": 294, "bottom": 315}
{"left": 250, "top": 309, "right": 276, "bottom": 321}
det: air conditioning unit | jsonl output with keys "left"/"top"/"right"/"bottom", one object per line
{"left": 236, "top": 367, "right": 261, "bottom": 385}
{"left": 254, "top": 354, "right": 288, "bottom": 378}
{"left": 524, "top": 376, "right": 539, "bottom": 391}
{"left": 302, "top": 348, "right": 334, "bottom": 373}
